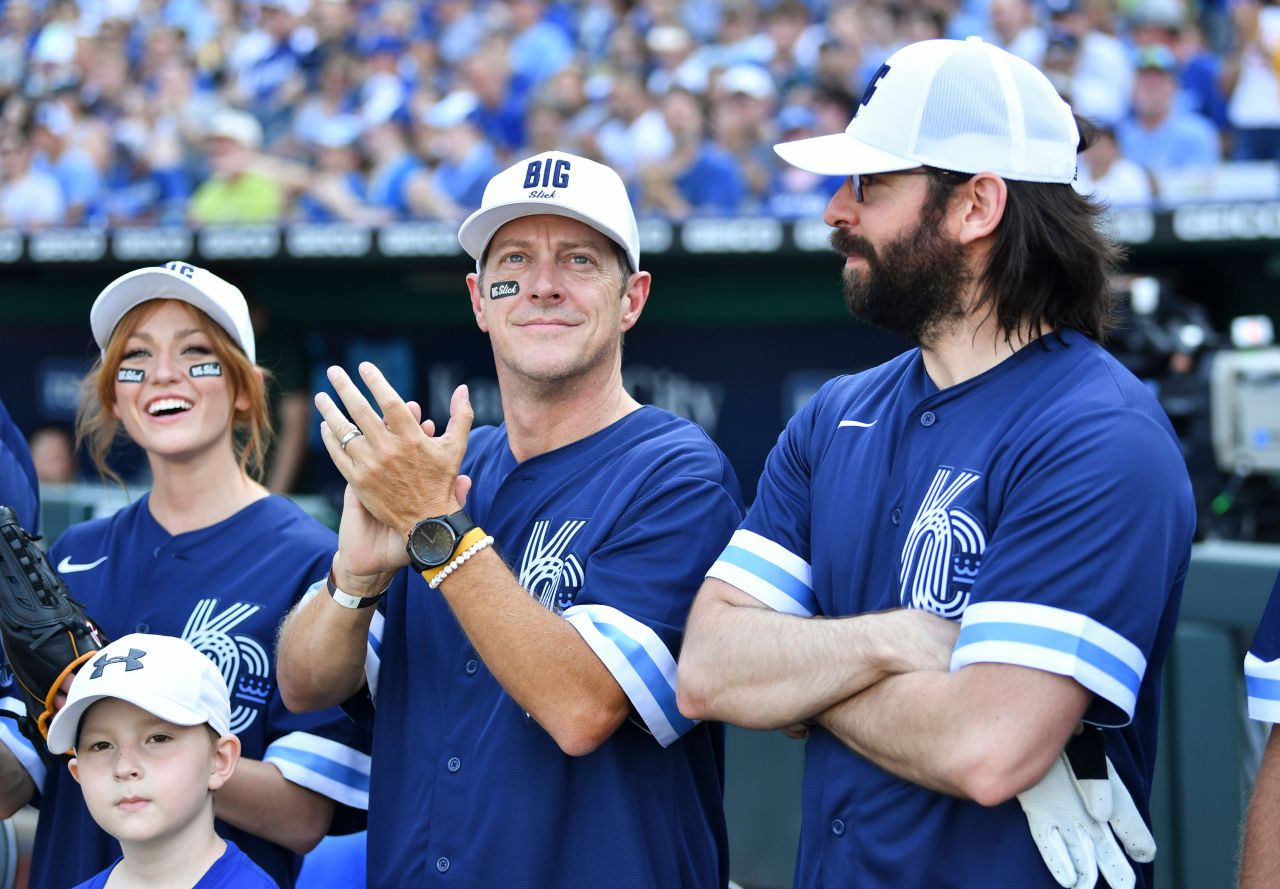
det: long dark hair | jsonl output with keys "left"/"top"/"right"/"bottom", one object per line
{"left": 924, "top": 115, "right": 1123, "bottom": 344}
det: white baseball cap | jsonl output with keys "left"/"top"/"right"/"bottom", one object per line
{"left": 48, "top": 633, "right": 232, "bottom": 755}
{"left": 458, "top": 151, "right": 640, "bottom": 273}
{"left": 775, "top": 37, "right": 1080, "bottom": 184}
{"left": 91, "top": 262, "right": 256, "bottom": 364}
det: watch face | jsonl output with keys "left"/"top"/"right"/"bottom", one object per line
{"left": 411, "top": 520, "right": 457, "bottom": 568}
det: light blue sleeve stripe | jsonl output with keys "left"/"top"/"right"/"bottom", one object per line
{"left": 716, "top": 545, "right": 818, "bottom": 615}
{"left": 592, "top": 620, "right": 697, "bottom": 741}
{"left": 266, "top": 746, "right": 370, "bottom": 795}
{"left": 956, "top": 621, "right": 1141, "bottom": 699}
{"left": 1247, "top": 675, "right": 1280, "bottom": 702}
{"left": 368, "top": 631, "right": 381, "bottom": 658}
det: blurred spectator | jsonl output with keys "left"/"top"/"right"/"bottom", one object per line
{"left": 639, "top": 87, "right": 746, "bottom": 219}
{"left": 362, "top": 118, "right": 458, "bottom": 219}
{"left": 230, "top": 0, "right": 312, "bottom": 145}
{"left": 459, "top": 44, "right": 527, "bottom": 156}
{"left": 306, "top": 0, "right": 358, "bottom": 78}
{"left": 31, "top": 99, "right": 107, "bottom": 226}
{"left": 0, "top": 1, "right": 35, "bottom": 101}
{"left": 99, "top": 129, "right": 192, "bottom": 226}
{"left": 1117, "top": 45, "right": 1222, "bottom": 170}
{"left": 646, "top": 24, "right": 700, "bottom": 94}
{"left": 0, "top": 124, "right": 66, "bottom": 229}
{"left": 359, "top": 35, "right": 410, "bottom": 126}
{"left": 595, "top": 71, "right": 675, "bottom": 180}
{"left": 1075, "top": 124, "right": 1156, "bottom": 207}
{"left": 712, "top": 63, "right": 779, "bottom": 205}
{"left": 1221, "top": 0, "right": 1280, "bottom": 160}
{"left": 293, "top": 53, "right": 362, "bottom": 148}
{"left": 1129, "top": 0, "right": 1230, "bottom": 128}
{"left": 422, "top": 91, "right": 499, "bottom": 213}
{"left": 27, "top": 424, "right": 78, "bottom": 486}
{"left": 432, "top": 0, "right": 489, "bottom": 66}
{"left": 765, "top": 104, "right": 844, "bottom": 217}
{"left": 763, "top": 1, "right": 821, "bottom": 92}
{"left": 1042, "top": 0, "right": 1132, "bottom": 124}
{"left": 188, "top": 108, "right": 285, "bottom": 224}
{"left": 0, "top": 0, "right": 1268, "bottom": 230}
{"left": 295, "top": 118, "right": 385, "bottom": 224}
{"left": 518, "top": 99, "right": 576, "bottom": 157}
{"left": 506, "top": 0, "right": 574, "bottom": 85}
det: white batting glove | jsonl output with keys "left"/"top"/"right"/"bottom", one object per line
{"left": 1016, "top": 728, "right": 1156, "bottom": 889}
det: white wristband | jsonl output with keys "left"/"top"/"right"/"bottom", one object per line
{"left": 428, "top": 535, "right": 494, "bottom": 590}
{"left": 326, "top": 571, "right": 388, "bottom": 610}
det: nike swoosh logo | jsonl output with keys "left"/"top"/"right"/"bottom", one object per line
{"left": 838, "top": 420, "right": 877, "bottom": 428}
{"left": 56, "top": 556, "right": 108, "bottom": 573}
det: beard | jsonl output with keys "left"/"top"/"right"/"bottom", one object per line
{"left": 831, "top": 215, "right": 972, "bottom": 345}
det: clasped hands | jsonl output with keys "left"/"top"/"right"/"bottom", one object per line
{"left": 314, "top": 362, "right": 473, "bottom": 591}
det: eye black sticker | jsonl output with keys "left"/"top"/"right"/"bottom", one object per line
{"left": 190, "top": 362, "right": 222, "bottom": 378}
{"left": 490, "top": 280, "right": 519, "bottom": 299}
{"left": 117, "top": 368, "right": 145, "bottom": 383}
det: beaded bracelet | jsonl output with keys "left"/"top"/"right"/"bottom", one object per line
{"left": 428, "top": 535, "right": 495, "bottom": 590}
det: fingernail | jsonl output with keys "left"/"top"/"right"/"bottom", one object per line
{"left": 460, "top": 384, "right": 470, "bottom": 401}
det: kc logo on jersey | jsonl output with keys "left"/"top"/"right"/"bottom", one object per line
{"left": 180, "top": 598, "right": 271, "bottom": 734}
{"left": 518, "top": 519, "right": 586, "bottom": 614}
{"left": 898, "top": 467, "right": 987, "bottom": 618}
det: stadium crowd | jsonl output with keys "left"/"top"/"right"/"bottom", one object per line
{"left": 0, "top": 0, "right": 1276, "bottom": 230}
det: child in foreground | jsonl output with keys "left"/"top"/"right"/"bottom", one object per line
{"left": 47, "top": 633, "right": 279, "bottom": 888}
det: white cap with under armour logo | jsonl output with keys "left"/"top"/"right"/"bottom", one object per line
{"left": 774, "top": 37, "right": 1080, "bottom": 184}
{"left": 47, "top": 633, "right": 232, "bottom": 755}
{"left": 458, "top": 150, "right": 641, "bottom": 274}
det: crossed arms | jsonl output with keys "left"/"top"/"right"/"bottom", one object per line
{"left": 676, "top": 578, "right": 1090, "bottom": 805}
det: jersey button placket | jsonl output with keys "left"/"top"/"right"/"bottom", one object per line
{"left": 446, "top": 756, "right": 461, "bottom": 773}
{"left": 435, "top": 856, "right": 450, "bottom": 873}
{"left": 920, "top": 410, "right": 936, "bottom": 427}
{"left": 464, "top": 658, "right": 479, "bottom": 675}
{"left": 890, "top": 508, "right": 902, "bottom": 526}
{"left": 831, "top": 818, "right": 846, "bottom": 837}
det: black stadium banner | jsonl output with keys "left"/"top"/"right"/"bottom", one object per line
{"left": 4, "top": 205, "right": 1280, "bottom": 266}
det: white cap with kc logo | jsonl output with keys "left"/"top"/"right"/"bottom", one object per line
{"left": 91, "top": 262, "right": 256, "bottom": 363}
{"left": 47, "top": 633, "right": 232, "bottom": 755}
{"left": 775, "top": 37, "right": 1080, "bottom": 184}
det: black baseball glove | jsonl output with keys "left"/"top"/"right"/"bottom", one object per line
{"left": 0, "top": 505, "right": 108, "bottom": 752}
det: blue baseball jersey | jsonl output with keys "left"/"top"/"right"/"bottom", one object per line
{"left": 0, "top": 395, "right": 39, "bottom": 534}
{"left": 72, "top": 839, "right": 279, "bottom": 889}
{"left": 3, "top": 495, "right": 369, "bottom": 889}
{"left": 349, "top": 406, "right": 742, "bottom": 888}
{"left": 707, "top": 331, "right": 1195, "bottom": 889}
{"left": 1244, "top": 571, "right": 1280, "bottom": 722}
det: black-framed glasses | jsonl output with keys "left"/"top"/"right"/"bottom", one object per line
{"left": 850, "top": 167, "right": 973, "bottom": 203}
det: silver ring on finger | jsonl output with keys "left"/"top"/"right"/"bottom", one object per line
{"left": 339, "top": 427, "right": 363, "bottom": 450}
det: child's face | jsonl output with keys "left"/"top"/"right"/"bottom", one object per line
{"left": 67, "top": 698, "right": 234, "bottom": 848}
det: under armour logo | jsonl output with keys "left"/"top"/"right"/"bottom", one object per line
{"left": 855, "top": 63, "right": 891, "bottom": 116}
{"left": 90, "top": 648, "right": 146, "bottom": 679}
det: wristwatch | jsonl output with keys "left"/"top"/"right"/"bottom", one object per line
{"left": 406, "top": 509, "right": 479, "bottom": 573}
